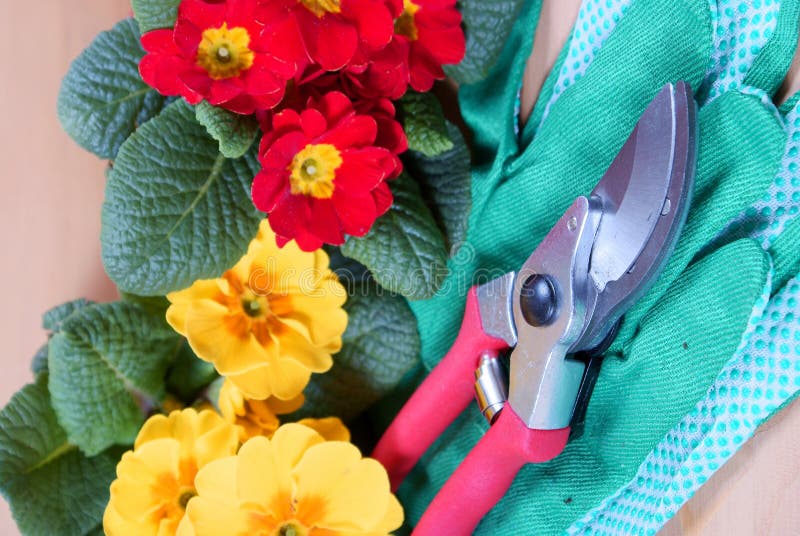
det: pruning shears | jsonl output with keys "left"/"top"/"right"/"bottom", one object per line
{"left": 372, "top": 82, "right": 697, "bottom": 534}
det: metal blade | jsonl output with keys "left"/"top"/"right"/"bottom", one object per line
{"left": 577, "top": 81, "right": 696, "bottom": 351}
{"left": 589, "top": 83, "right": 688, "bottom": 291}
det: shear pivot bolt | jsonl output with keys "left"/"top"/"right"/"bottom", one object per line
{"left": 519, "top": 274, "right": 558, "bottom": 327}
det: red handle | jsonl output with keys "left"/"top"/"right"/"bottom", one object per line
{"left": 372, "top": 287, "right": 509, "bottom": 491}
{"left": 413, "top": 407, "right": 570, "bottom": 536}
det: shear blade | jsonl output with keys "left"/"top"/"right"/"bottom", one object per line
{"left": 588, "top": 82, "right": 690, "bottom": 291}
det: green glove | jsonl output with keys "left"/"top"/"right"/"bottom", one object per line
{"left": 404, "top": 239, "right": 770, "bottom": 532}
{"left": 394, "top": 0, "right": 799, "bottom": 532}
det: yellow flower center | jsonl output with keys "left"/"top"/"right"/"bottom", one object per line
{"left": 276, "top": 521, "right": 309, "bottom": 536}
{"left": 299, "top": 0, "right": 341, "bottom": 18}
{"left": 288, "top": 144, "right": 342, "bottom": 199}
{"left": 153, "top": 469, "right": 197, "bottom": 526}
{"left": 242, "top": 295, "right": 268, "bottom": 318}
{"left": 178, "top": 489, "right": 197, "bottom": 509}
{"left": 196, "top": 23, "right": 255, "bottom": 79}
{"left": 394, "top": 0, "right": 421, "bottom": 40}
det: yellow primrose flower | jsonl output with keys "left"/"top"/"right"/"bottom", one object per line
{"left": 218, "top": 377, "right": 303, "bottom": 439}
{"left": 103, "top": 409, "right": 239, "bottom": 536}
{"left": 219, "top": 378, "right": 351, "bottom": 442}
{"left": 167, "top": 219, "right": 348, "bottom": 400}
{"left": 177, "top": 424, "right": 403, "bottom": 536}
{"left": 296, "top": 416, "right": 351, "bottom": 442}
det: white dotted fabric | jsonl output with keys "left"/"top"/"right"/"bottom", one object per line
{"left": 532, "top": 0, "right": 800, "bottom": 534}
{"left": 535, "top": 0, "right": 631, "bottom": 131}
{"left": 702, "top": 0, "right": 781, "bottom": 102}
{"left": 738, "top": 106, "right": 800, "bottom": 247}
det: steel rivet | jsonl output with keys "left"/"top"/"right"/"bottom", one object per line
{"left": 567, "top": 217, "right": 578, "bottom": 232}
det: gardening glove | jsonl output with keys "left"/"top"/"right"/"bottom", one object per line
{"left": 395, "top": 0, "right": 800, "bottom": 532}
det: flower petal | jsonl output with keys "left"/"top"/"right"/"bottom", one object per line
{"left": 371, "top": 180, "right": 393, "bottom": 216}
{"left": 139, "top": 54, "right": 188, "bottom": 97}
{"left": 375, "top": 494, "right": 404, "bottom": 534}
{"left": 306, "top": 198, "right": 345, "bottom": 246}
{"left": 299, "top": 108, "right": 328, "bottom": 139}
{"left": 281, "top": 287, "right": 347, "bottom": 345}
{"left": 227, "top": 356, "right": 312, "bottom": 400}
{"left": 173, "top": 17, "right": 203, "bottom": 56}
{"left": 344, "top": 0, "right": 394, "bottom": 51}
{"left": 315, "top": 91, "right": 355, "bottom": 126}
{"left": 234, "top": 437, "right": 285, "bottom": 514}
{"left": 275, "top": 322, "right": 336, "bottom": 372}
{"left": 295, "top": 417, "right": 351, "bottom": 442}
{"left": 252, "top": 169, "right": 290, "bottom": 213}
{"left": 260, "top": 131, "right": 308, "bottom": 171}
{"left": 298, "top": 11, "right": 358, "bottom": 70}
{"left": 408, "top": 42, "right": 445, "bottom": 91}
{"left": 267, "top": 193, "right": 314, "bottom": 245}
{"left": 208, "top": 79, "right": 245, "bottom": 105}
{"left": 319, "top": 114, "right": 377, "bottom": 149}
{"left": 110, "top": 440, "right": 180, "bottom": 522}
{"left": 334, "top": 147, "right": 394, "bottom": 192}
{"left": 332, "top": 189, "right": 378, "bottom": 236}
{"left": 184, "top": 457, "right": 255, "bottom": 536}
{"left": 192, "top": 456, "right": 239, "bottom": 506}
{"left": 292, "top": 442, "right": 390, "bottom": 531}
{"left": 184, "top": 300, "right": 272, "bottom": 375}
{"left": 104, "top": 503, "right": 153, "bottom": 536}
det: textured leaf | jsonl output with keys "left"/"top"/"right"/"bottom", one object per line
{"left": 166, "top": 342, "right": 219, "bottom": 403}
{"left": 42, "top": 299, "right": 94, "bottom": 332}
{"left": 101, "top": 99, "right": 263, "bottom": 295}
{"left": 57, "top": 18, "right": 166, "bottom": 160}
{"left": 48, "top": 302, "right": 181, "bottom": 455}
{"left": 294, "top": 285, "right": 419, "bottom": 421}
{"left": 132, "top": 0, "right": 181, "bottom": 33}
{"left": 444, "top": 0, "right": 526, "bottom": 84}
{"left": 0, "top": 381, "right": 120, "bottom": 536}
{"left": 404, "top": 122, "right": 472, "bottom": 251}
{"left": 120, "top": 292, "right": 171, "bottom": 316}
{"left": 34, "top": 300, "right": 96, "bottom": 380}
{"left": 341, "top": 174, "right": 448, "bottom": 300}
{"left": 195, "top": 101, "right": 260, "bottom": 158}
{"left": 324, "top": 245, "right": 372, "bottom": 288}
{"left": 399, "top": 92, "right": 453, "bottom": 157}
{"left": 30, "top": 345, "right": 49, "bottom": 379}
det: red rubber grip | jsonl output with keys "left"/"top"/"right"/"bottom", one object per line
{"left": 413, "top": 407, "right": 570, "bottom": 536}
{"left": 372, "top": 287, "right": 509, "bottom": 491}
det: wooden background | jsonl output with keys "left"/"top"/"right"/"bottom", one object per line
{"left": 0, "top": 1, "right": 796, "bottom": 534}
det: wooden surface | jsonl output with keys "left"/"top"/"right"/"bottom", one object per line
{"left": 0, "top": 1, "right": 128, "bottom": 532}
{"left": 0, "top": 1, "right": 797, "bottom": 534}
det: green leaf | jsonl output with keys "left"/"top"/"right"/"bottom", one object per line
{"left": 342, "top": 174, "right": 448, "bottom": 300}
{"left": 0, "top": 381, "right": 120, "bottom": 536}
{"left": 30, "top": 345, "right": 49, "bottom": 379}
{"left": 195, "top": 101, "right": 260, "bottom": 159}
{"left": 324, "top": 245, "right": 371, "bottom": 286}
{"left": 34, "top": 300, "right": 96, "bottom": 381}
{"left": 48, "top": 302, "right": 181, "bottom": 455}
{"left": 42, "top": 299, "right": 94, "bottom": 332}
{"left": 399, "top": 92, "right": 453, "bottom": 157}
{"left": 404, "top": 122, "right": 472, "bottom": 250}
{"left": 120, "top": 292, "right": 171, "bottom": 316}
{"left": 444, "top": 0, "right": 526, "bottom": 84}
{"left": 131, "top": 0, "right": 181, "bottom": 33}
{"left": 166, "top": 342, "right": 218, "bottom": 403}
{"left": 101, "top": 99, "right": 263, "bottom": 296}
{"left": 57, "top": 18, "right": 167, "bottom": 160}
{"left": 294, "top": 285, "right": 419, "bottom": 421}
